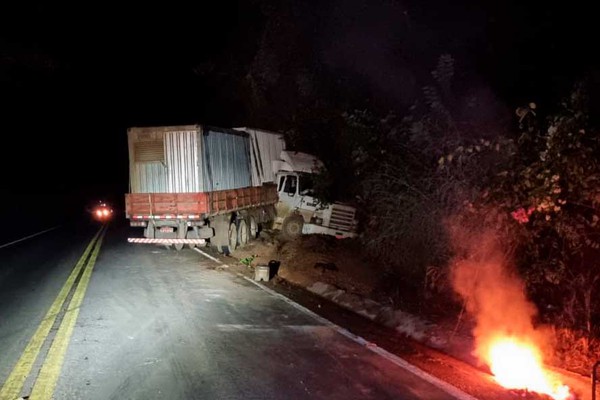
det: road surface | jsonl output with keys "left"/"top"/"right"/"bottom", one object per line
{"left": 0, "top": 221, "right": 473, "bottom": 400}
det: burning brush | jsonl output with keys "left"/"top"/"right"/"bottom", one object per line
{"left": 448, "top": 225, "right": 577, "bottom": 399}
{"left": 485, "top": 336, "right": 574, "bottom": 399}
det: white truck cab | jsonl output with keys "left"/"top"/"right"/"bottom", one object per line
{"left": 273, "top": 151, "right": 357, "bottom": 239}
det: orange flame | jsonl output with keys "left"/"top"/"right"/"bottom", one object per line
{"left": 446, "top": 220, "right": 574, "bottom": 400}
{"left": 485, "top": 336, "right": 571, "bottom": 399}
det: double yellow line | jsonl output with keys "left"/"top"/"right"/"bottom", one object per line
{"left": 0, "top": 225, "right": 107, "bottom": 400}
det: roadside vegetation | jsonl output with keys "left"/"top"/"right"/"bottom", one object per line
{"left": 291, "top": 56, "right": 600, "bottom": 374}
{"left": 235, "top": 11, "right": 600, "bottom": 372}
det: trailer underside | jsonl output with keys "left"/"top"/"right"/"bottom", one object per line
{"left": 125, "top": 184, "right": 278, "bottom": 252}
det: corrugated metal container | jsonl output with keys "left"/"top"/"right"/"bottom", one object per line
{"left": 135, "top": 163, "right": 168, "bottom": 193}
{"left": 128, "top": 125, "right": 258, "bottom": 194}
{"left": 128, "top": 125, "right": 201, "bottom": 193}
{"left": 201, "top": 128, "right": 252, "bottom": 192}
{"left": 165, "top": 129, "right": 201, "bottom": 192}
{"left": 235, "top": 127, "right": 286, "bottom": 186}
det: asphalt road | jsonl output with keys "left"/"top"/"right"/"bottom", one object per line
{"left": 0, "top": 221, "right": 472, "bottom": 400}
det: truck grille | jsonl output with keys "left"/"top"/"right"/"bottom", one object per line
{"left": 329, "top": 204, "right": 356, "bottom": 232}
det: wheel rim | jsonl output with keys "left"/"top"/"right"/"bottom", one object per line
{"left": 249, "top": 216, "right": 258, "bottom": 239}
{"left": 238, "top": 220, "right": 248, "bottom": 245}
{"left": 289, "top": 222, "right": 300, "bottom": 235}
{"left": 228, "top": 222, "right": 237, "bottom": 250}
{"left": 285, "top": 218, "right": 303, "bottom": 237}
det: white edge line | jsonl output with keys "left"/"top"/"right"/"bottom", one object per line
{"left": 0, "top": 226, "right": 61, "bottom": 250}
{"left": 241, "top": 275, "right": 480, "bottom": 400}
{"left": 192, "top": 248, "right": 479, "bottom": 400}
{"left": 193, "top": 247, "right": 223, "bottom": 264}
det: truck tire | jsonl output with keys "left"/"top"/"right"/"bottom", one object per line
{"left": 238, "top": 219, "right": 249, "bottom": 246}
{"left": 186, "top": 227, "right": 200, "bottom": 249}
{"left": 223, "top": 221, "right": 238, "bottom": 254}
{"left": 282, "top": 215, "right": 304, "bottom": 240}
{"left": 174, "top": 221, "right": 187, "bottom": 251}
{"left": 249, "top": 216, "right": 258, "bottom": 240}
{"left": 211, "top": 215, "right": 231, "bottom": 255}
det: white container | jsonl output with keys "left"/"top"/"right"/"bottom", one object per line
{"left": 254, "top": 265, "right": 270, "bottom": 282}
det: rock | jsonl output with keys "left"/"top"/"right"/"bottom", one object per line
{"left": 308, "top": 281, "right": 334, "bottom": 296}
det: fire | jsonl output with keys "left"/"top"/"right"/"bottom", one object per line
{"left": 446, "top": 221, "right": 576, "bottom": 400}
{"left": 486, "top": 336, "right": 572, "bottom": 399}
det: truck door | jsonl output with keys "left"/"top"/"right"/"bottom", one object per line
{"left": 277, "top": 174, "right": 303, "bottom": 212}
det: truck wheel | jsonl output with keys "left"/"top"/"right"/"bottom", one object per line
{"left": 186, "top": 227, "right": 199, "bottom": 249}
{"left": 238, "top": 219, "right": 249, "bottom": 246}
{"left": 210, "top": 215, "right": 229, "bottom": 254}
{"left": 282, "top": 215, "right": 304, "bottom": 239}
{"left": 174, "top": 221, "right": 186, "bottom": 251}
{"left": 225, "top": 222, "right": 238, "bottom": 253}
{"left": 249, "top": 216, "right": 258, "bottom": 240}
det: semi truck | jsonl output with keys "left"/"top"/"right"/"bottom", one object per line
{"left": 125, "top": 125, "right": 357, "bottom": 252}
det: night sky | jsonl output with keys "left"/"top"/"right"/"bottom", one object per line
{"left": 1, "top": 0, "right": 597, "bottom": 216}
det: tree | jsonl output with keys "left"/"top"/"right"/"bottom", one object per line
{"left": 442, "top": 82, "right": 600, "bottom": 363}
{"left": 347, "top": 54, "right": 509, "bottom": 309}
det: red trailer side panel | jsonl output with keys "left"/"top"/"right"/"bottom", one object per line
{"left": 125, "top": 184, "right": 276, "bottom": 219}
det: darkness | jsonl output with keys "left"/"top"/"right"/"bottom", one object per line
{"left": 1, "top": 0, "right": 598, "bottom": 232}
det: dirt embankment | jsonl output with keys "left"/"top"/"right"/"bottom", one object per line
{"left": 230, "top": 231, "right": 380, "bottom": 299}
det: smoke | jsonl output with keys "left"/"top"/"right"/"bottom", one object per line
{"left": 447, "top": 216, "right": 551, "bottom": 367}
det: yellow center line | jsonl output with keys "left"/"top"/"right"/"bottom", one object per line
{"left": 29, "top": 228, "right": 106, "bottom": 400}
{"left": 0, "top": 226, "right": 105, "bottom": 400}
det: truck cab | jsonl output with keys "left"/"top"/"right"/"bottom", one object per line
{"left": 273, "top": 151, "right": 357, "bottom": 239}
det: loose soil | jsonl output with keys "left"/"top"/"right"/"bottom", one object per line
{"left": 230, "top": 231, "right": 380, "bottom": 299}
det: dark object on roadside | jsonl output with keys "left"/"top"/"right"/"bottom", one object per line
{"left": 268, "top": 260, "right": 281, "bottom": 279}
{"left": 314, "top": 262, "right": 338, "bottom": 273}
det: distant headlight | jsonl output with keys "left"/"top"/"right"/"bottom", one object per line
{"left": 96, "top": 210, "right": 103, "bottom": 217}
